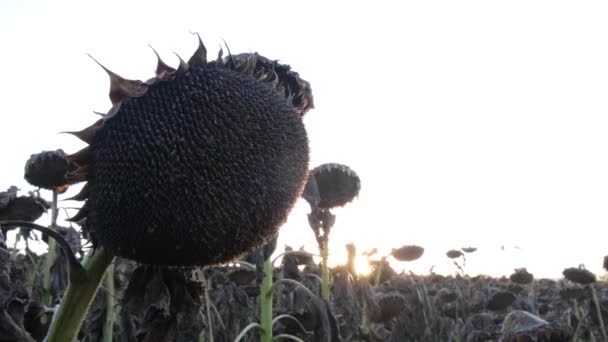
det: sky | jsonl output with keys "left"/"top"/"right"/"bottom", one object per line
{"left": 1, "top": 1, "right": 608, "bottom": 279}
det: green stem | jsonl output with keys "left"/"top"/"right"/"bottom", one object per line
{"left": 102, "top": 262, "right": 115, "bottom": 342}
{"left": 260, "top": 257, "right": 273, "bottom": 342}
{"left": 321, "top": 239, "right": 330, "bottom": 301}
{"left": 198, "top": 269, "right": 214, "bottom": 342}
{"left": 9, "top": 232, "right": 20, "bottom": 261}
{"left": 591, "top": 285, "right": 608, "bottom": 341}
{"left": 374, "top": 256, "right": 385, "bottom": 287}
{"left": 42, "top": 190, "right": 59, "bottom": 306}
{"left": 46, "top": 247, "right": 114, "bottom": 342}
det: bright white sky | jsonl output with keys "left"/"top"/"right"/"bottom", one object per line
{"left": 1, "top": 1, "right": 608, "bottom": 279}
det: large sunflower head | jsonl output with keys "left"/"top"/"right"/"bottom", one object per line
{"left": 61, "top": 36, "right": 312, "bottom": 266}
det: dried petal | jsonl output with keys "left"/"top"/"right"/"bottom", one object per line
{"left": 187, "top": 32, "right": 207, "bottom": 66}
{"left": 62, "top": 119, "right": 104, "bottom": 144}
{"left": 173, "top": 53, "right": 190, "bottom": 77}
{"left": 149, "top": 44, "right": 176, "bottom": 78}
{"left": 88, "top": 55, "right": 149, "bottom": 104}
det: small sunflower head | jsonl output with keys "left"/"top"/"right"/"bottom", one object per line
{"left": 375, "top": 293, "right": 406, "bottom": 323}
{"left": 509, "top": 268, "right": 534, "bottom": 285}
{"left": 501, "top": 310, "right": 572, "bottom": 341}
{"left": 304, "top": 163, "right": 360, "bottom": 209}
{"left": 0, "top": 187, "right": 50, "bottom": 223}
{"left": 485, "top": 290, "right": 516, "bottom": 311}
{"left": 446, "top": 249, "right": 464, "bottom": 259}
{"left": 563, "top": 266, "right": 596, "bottom": 285}
{"left": 461, "top": 247, "right": 477, "bottom": 253}
{"left": 391, "top": 245, "right": 424, "bottom": 262}
{"left": 24, "top": 150, "right": 75, "bottom": 192}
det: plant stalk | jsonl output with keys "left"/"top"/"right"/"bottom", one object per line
{"left": 46, "top": 247, "right": 114, "bottom": 342}
{"left": 42, "top": 190, "right": 59, "bottom": 306}
{"left": 321, "top": 238, "right": 330, "bottom": 301}
{"left": 260, "top": 257, "right": 273, "bottom": 342}
{"left": 198, "top": 269, "right": 214, "bottom": 342}
{"left": 591, "top": 285, "right": 608, "bottom": 341}
{"left": 374, "top": 256, "right": 385, "bottom": 287}
{"left": 102, "top": 262, "right": 115, "bottom": 342}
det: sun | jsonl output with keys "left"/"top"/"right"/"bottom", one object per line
{"left": 355, "top": 255, "right": 373, "bottom": 276}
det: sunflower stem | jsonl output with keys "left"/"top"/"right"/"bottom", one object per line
{"left": 42, "top": 190, "right": 59, "bottom": 309}
{"left": 374, "top": 256, "right": 385, "bottom": 287}
{"left": 260, "top": 257, "right": 273, "bottom": 342}
{"left": 46, "top": 247, "right": 114, "bottom": 342}
{"left": 102, "top": 262, "right": 115, "bottom": 342}
{"left": 591, "top": 285, "right": 608, "bottom": 341}
{"left": 321, "top": 238, "right": 330, "bottom": 301}
{"left": 9, "top": 232, "right": 20, "bottom": 261}
{"left": 198, "top": 269, "right": 214, "bottom": 342}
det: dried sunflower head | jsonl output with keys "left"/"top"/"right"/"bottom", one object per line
{"left": 62, "top": 37, "right": 311, "bottom": 266}
{"left": 24, "top": 150, "right": 75, "bottom": 193}
{"left": 0, "top": 187, "right": 50, "bottom": 223}
{"left": 391, "top": 245, "right": 424, "bottom": 262}
{"left": 305, "top": 163, "right": 360, "bottom": 209}
{"left": 563, "top": 266, "right": 596, "bottom": 285}
{"left": 509, "top": 268, "right": 534, "bottom": 285}
{"left": 446, "top": 249, "right": 463, "bottom": 259}
{"left": 501, "top": 310, "right": 572, "bottom": 341}
{"left": 375, "top": 292, "right": 406, "bottom": 323}
{"left": 461, "top": 247, "right": 477, "bottom": 253}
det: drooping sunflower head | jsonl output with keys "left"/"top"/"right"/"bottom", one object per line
{"left": 562, "top": 266, "right": 596, "bottom": 285}
{"left": 304, "top": 163, "right": 360, "bottom": 209}
{"left": 62, "top": 36, "right": 312, "bottom": 266}
{"left": 446, "top": 249, "right": 463, "bottom": 259}
{"left": 390, "top": 245, "right": 424, "bottom": 262}
{"left": 509, "top": 268, "right": 534, "bottom": 285}
{"left": 24, "top": 150, "right": 75, "bottom": 193}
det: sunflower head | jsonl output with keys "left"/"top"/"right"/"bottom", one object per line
{"left": 446, "top": 249, "right": 463, "bottom": 259}
{"left": 391, "top": 245, "right": 424, "bottom": 262}
{"left": 0, "top": 187, "right": 50, "bottom": 223}
{"left": 509, "top": 268, "right": 534, "bottom": 285}
{"left": 562, "top": 266, "right": 596, "bottom": 285}
{"left": 304, "top": 163, "right": 360, "bottom": 209}
{"left": 62, "top": 36, "right": 312, "bottom": 266}
{"left": 24, "top": 150, "right": 74, "bottom": 193}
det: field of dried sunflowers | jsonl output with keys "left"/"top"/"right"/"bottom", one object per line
{"left": 2, "top": 195, "right": 608, "bottom": 342}
{"left": 1, "top": 38, "right": 608, "bottom": 342}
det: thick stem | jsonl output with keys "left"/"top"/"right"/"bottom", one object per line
{"left": 102, "top": 262, "right": 115, "bottom": 342}
{"left": 321, "top": 239, "right": 330, "bottom": 301}
{"left": 198, "top": 269, "right": 214, "bottom": 342}
{"left": 46, "top": 247, "right": 114, "bottom": 342}
{"left": 260, "top": 257, "right": 273, "bottom": 342}
{"left": 42, "top": 190, "right": 59, "bottom": 306}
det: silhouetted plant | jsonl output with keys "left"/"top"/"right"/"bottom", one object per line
{"left": 302, "top": 163, "right": 360, "bottom": 301}
{"left": 391, "top": 245, "right": 424, "bottom": 262}
{"left": 510, "top": 268, "right": 534, "bottom": 285}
